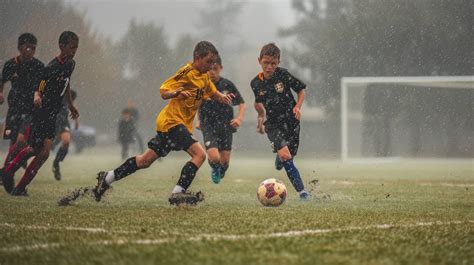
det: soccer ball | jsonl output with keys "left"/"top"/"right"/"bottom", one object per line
{"left": 257, "top": 178, "right": 287, "bottom": 207}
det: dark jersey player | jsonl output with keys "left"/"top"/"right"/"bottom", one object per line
{"left": 1, "top": 31, "right": 80, "bottom": 195}
{"left": 250, "top": 43, "right": 310, "bottom": 200}
{"left": 0, "top": 33, "right": 44, "bottom": 173}
{"left": 197, "top": 55, "right": 245, "bottom": 184}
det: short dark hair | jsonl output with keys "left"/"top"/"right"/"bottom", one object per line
{"left": 59, "top": 31, "right": 79, "bottom": 46}
{"left": 259, "top": 43, "right": 280, "bottom": 60}
{"left": 18, "top": 33, "right": 37, "bottom": 47}
{"left": 193, "top": 41, "right": 218, "bottom": 59}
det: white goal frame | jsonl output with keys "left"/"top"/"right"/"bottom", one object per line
{"left": 341, "top": 76, "right": 474, "bottom": 161}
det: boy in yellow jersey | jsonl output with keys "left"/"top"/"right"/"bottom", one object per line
{"left": 90, "top": 41, "right": 233, "bottom": 205}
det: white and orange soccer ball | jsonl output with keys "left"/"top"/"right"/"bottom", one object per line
{"left": 257, "top": 178, "right": 287, "bottom": 207}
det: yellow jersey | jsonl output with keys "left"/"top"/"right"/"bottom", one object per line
{"left": 156, "top": 63, "right": 217, "bottom": 133}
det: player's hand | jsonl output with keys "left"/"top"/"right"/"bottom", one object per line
{"left": 222, "top": 93, "right": 235, "bottom": 105}
{"left": 293, "top": 106, "right": 301, "bottom": 120}
{"left": 230, "top": 118, "right": 241, "bottom": 128}
{"left": 257, "top": 116, "right": 265, "bottom": 134}
{"left": 175, "top": 87, "right": 192, "bottom": 99}
{"left": 0, "top": 92, "right": 4, "bottom": 104}
{"left": 69, "top": 105, "right": 79, "bottom": 119}
{"left": 33, "top": 92, "right": 42, "bottom": 107}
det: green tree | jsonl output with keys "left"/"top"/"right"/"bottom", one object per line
{"left": 115, "top": 21, "right": 198, "bottom": 131}
{"left": 196, "top": 0, "right": 245, "bottom": 80}
{"left": 281, "top": 0, "right": 473, "bottom": 113}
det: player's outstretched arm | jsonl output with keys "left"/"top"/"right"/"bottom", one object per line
{"left": 255, "top": 103, "right": 266, "bottom": 134}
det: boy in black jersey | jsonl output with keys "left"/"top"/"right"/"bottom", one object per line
{"left": 250, "top": 43, "right": 310, "bottom": 200}
{"left": 123, "top": 99, "right": 144, "bottom": 153}
{"left": 2, "top": 31, "right": 79, "bottom": 195}
{"left": 52, "top": 89, "right": 79, "bottom": 181}
{"left": 197, "top": 55, "right": 245, "bottom": 184}
{"left": 0, "top": 33, "right": 44, "bottom": 173}
{"left": 117, "top": 108, "right": 135, "bottom": 159}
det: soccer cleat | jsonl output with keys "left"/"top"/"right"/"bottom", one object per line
{"left": 10, "top": 187, "right": 28, "bottom": 196}
{"left": 92, "top": 171, "right": 110, "bottom": 202}
{"left": 299, "top": 190, "right": 311, "bottom": 201}
{"left": 275, "top": 156, "right": 284, "bottom": 171}
{"left": 1, "top": 168, "right": 15, "bottom": 194}
{"left": 53, "top": 164, "right": 62, "bottom": 181}
{"left": 211, "top": 167, "right": 221, "bottom": 184}
{"left": 168, "top": 191, "right": 204, "bottom": 206}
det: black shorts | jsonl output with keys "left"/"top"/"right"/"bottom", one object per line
{"left": 28, "top": 110, "right": 58, "bottom": 150}
{"left": 147, "top": 124, "right": 197, "bottom": 157}
{"left": 55, "top": 114, "right": 71, "bottom": 135}
{"left": 265, "top": 120, "right": 300, "bottom": 156}
{"left": 2, "top": 109, "right": 32, "bottom": 140}
{"left": 202, "top": 127, "right": 233, "bottom": 151}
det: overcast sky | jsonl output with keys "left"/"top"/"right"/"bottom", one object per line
{"left": 64, "top": 0, "right": 297, "bottom": 44}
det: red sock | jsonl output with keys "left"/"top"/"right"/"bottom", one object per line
{"left": 15, "top": 156, "right": 46, "bottom": 191}
{"left": 4, "top": 146, "right": 32, "bottom": 175}
{"left": 3, "top": 142, "right": 17, "bottom": 167}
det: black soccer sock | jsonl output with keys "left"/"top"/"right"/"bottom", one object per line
{"left": 221, "top": 163, "right": 229, "bottom": 176}
{"left": 209, "top": 161, "right": 220, "bottom": 171}
{"left": 54, "top": 146, "right": 69, "bottom": 166}
{"left": 113, "top": 157, "right": 139, "bottom": 181}
{"left": 177, "top": 161, "right": 199, "bottom": 191}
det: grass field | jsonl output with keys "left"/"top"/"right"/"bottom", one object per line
{"left": 0, "top": 148, "right": 473, "bottom": 265}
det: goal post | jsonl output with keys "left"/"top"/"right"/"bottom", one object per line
{"left": 341, "top": 76, "right": 474, "bottom": 161}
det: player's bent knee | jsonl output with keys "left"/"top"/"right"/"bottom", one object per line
{"left": 278, "top": 153, "right": 292, "bottom": 162}
{"left": 207, "top": 153, "right": 220, "bottom": 164}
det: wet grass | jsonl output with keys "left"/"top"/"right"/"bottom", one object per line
{"left": 0, "top": 148, "right": 472, "bottom": 265}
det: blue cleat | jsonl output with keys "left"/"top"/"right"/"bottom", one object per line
{"left": 275, "top": 156, "right": 284, "bottom": 171}
{"left": 211, "top": 166, "right": 221, "bottom": 184}
{"left": 299, "top": 191, "right": 311, "bottom": 201}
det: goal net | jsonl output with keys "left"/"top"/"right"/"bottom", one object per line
{"left": 341, "top": 76, "right": 473, "bottom": 161}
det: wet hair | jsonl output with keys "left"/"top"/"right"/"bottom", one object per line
{"left": 59, "top": 31, "right": 79, "bottom": 46}
{"left": 18, "top": 33, "right": 37, "bottom": 47}
{"left": 259, "top": 43, "right": 280, "bottom": 60}
{"left": 193, "top": 41, "right": 218, "bottom": 59}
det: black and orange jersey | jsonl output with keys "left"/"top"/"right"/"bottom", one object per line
{"left": 37, "top": 57, "right": 75, "bottom": 113}
{"left": 156, "top": 63, "right": 217, "bottom": 133}
{"left": 1, "top": 56, "right": 44, "bottom": 113}
{"left": 199, "top": 77, "right": 244, "bottom": 133}
{"left": 250, "top": 67, "right": 306, "bottom": 125}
